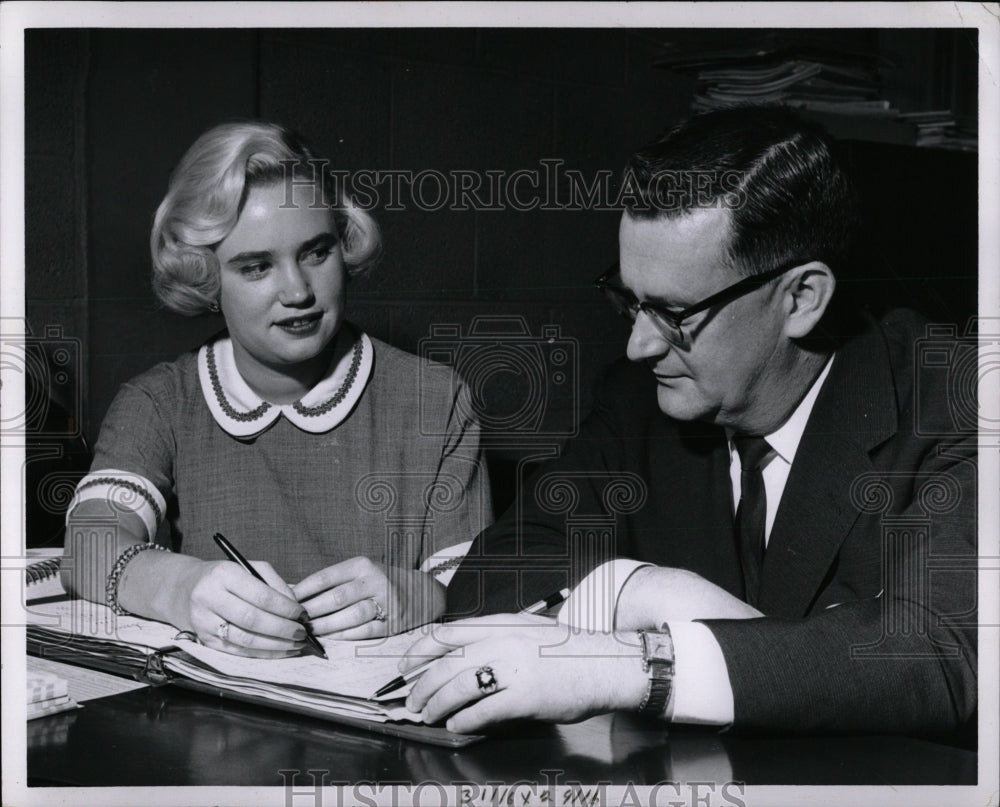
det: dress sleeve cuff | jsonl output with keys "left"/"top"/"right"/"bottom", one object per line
{"left": 557, "top": 559, "right": 652, "bottom": 632}
{"left": 66, "top": 469, "right": 166, "bottom": 543}
{"left": 665, "top": 620, "right": 734, "bottom": 726}
{"left": 419, "top": 541, "right": 473, "bottom": 587}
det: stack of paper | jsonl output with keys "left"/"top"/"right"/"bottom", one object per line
{"left": 23, "top": 566, "right": 480, "bottom": 745}
{"left": 27, "top": 597, "right": 423, "bottom": 725}
{"left": 26, "top": 668, "right": 79, "bottom": 720}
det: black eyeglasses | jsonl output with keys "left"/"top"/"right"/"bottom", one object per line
{"left": 594, "top": 260, "right": 798, "bottom": 346}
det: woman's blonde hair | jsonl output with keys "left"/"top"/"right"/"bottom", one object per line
{"left": 151, "top": 121, "right": 381, "bottom": 315}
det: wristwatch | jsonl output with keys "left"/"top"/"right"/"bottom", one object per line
{"left": 637, "top": 627, "right": 674, "bottom": 717}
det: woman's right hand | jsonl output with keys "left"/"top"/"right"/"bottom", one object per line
{"left": 177, "top": 560, "right": 309, "bottom": 658}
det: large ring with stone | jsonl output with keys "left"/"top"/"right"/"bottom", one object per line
{"left": 369, "top": 597, "right": 387, "bottom": 622}
{"left": 217, "top": 621, "right": 230, "bottom": 641}
{"left": 475, "top": 666, "right": 498, "bottom": 694}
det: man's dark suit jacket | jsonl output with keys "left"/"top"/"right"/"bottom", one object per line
{"left": 447, "top": 309, "right": 977, "bottom": 740}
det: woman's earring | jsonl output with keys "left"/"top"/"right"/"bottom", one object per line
{"left": 209, "top": 301, "right": 220, "bottom": 313}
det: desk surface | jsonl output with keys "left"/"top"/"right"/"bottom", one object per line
{"left": 27, "top": 680, "right": 976, "bottom": 788}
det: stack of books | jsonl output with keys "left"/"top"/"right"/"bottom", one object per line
{"left": 898, "top": 110, "right": 978, "bottom": 151}
{"left": 26, "top": 668, "right": 79, "bottom": 720}
{"left": 653, "top": 32, "right": 977, "bottom": 152}
{"left": 655, "top": 33, "right": 898, "bottom": 118}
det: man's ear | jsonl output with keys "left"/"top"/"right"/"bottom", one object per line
{"left": 780, "top": 261, "right": 836, "bottom": 339}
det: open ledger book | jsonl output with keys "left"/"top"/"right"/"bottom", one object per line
{"left": 26, "top": 568, "right": 480, "bottom": 747}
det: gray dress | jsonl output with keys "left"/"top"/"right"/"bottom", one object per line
{"left": 74, "top": 326, "right": 492, "bottom": 583}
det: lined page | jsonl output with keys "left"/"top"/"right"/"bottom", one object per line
{"left": 28, "top": 655, "right": 146, "bottom": 702}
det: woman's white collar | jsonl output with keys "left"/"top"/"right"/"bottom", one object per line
{"left": 197, "top": 327, "right": 374, "bottom": 437}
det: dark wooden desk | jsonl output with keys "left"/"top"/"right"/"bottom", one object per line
{"left": 27, "top": 682, "right": 976, "bottom": 788}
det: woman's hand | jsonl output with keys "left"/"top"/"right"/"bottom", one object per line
{"left": 401, "top": 615, "right": 648, "bottom": 734}
{"left": 292, "top": 557, "right": 446, "bottom": 639}
{"left": 175, "top": 559, "right": 308, "bottom": 658}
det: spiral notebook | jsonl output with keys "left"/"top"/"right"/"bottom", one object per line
{"left": 24, "top": 552, "right": 481, "bottom": 747}
{"left": 23, "top": 552, "right": 82, "bottom": 720}
{"left": 26, "top": 554, "right": 61, "bottom": 584}
{"left": 24, "top": 549, "right": 66, "bottom": 601}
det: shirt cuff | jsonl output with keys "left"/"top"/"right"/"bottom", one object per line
{"left": 665, "top": 620, "right": 734, "bottom": 726}
{"left": 557, "top": 559, "right": 651, "bottom": 632}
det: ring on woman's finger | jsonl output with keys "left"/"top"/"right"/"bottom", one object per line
{"left": 475, "top": 665, "right": 498, "bottom": 694}
{"left": 217, "top": 621, "right": 230, "bottom": 641}
{"left": 368, "top": 597, "right": 387, "bottom": 623}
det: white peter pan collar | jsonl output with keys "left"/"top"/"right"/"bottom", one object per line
{"left": 197, "top": 325, "right": 374, "bottom": 437}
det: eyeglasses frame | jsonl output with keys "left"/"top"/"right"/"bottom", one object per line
{"left": 594, "top": 259, "right": 801, "bottom": 344}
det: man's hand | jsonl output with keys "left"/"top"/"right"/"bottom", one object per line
{"left": 615, "top": 566, "right": 762, "bottom": 630}
{"left": 402, "top": 615, "right": 647, "bottom": 734}
{"left": 293, "top": 557, "right": 446, "bottom": 639}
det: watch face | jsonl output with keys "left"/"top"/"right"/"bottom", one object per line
{"left": 643, "top": 630, "right": 674, "bottom": 664}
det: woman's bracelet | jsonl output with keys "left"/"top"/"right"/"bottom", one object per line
{"left": 106, "top": 542, "right": 170, "bottom": 615}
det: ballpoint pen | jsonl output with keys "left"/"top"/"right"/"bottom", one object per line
{"left": 370, "top": 587, "right": 571, "bottom": 699}
{"left": 213, "top": 532, "right": 328, "bottom": 660}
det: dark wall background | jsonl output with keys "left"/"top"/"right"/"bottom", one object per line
{"left": 25, "top": 28, "right": 978, "bottom": 465}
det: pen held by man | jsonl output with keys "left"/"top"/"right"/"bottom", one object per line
{"left": 371, "top": 588, "right": 570, "bottom": 699}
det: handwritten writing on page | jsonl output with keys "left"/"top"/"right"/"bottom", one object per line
{"left": 28, "top": 598, "right": 181, "bottom": 650}
{"left": 175, "top": 630, "right": 421, "bottom": 699}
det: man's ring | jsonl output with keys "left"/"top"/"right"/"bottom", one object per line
{"left": 217, "top": 621, "right": 230, "bottom": 641}
{"left": 475, "top": 666, "right": 498, "bottom": 694}
{"left": 369, "top": 598, "right": 387, "bottom": 622}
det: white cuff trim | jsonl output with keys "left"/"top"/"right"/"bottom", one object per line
{"left": 420, "top": 541, "right": 473, "bottom": 587}
{"left": 67, "top": 469, "right": 166, "bottom": 542}
{"left": 666, "top": 620, "right": 734, "bottom": 726}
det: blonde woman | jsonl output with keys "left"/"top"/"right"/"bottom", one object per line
{"left": 64, "top": 122, "right": 491, "bottom": 657}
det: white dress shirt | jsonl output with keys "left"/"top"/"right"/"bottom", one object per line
{"left": 727, "top": 355, "right": 835, "bottom": 544}
{"left": 559, "top": 355, "right": 835, "bottom": 725}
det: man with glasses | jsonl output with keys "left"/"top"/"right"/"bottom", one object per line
{"left": 402, "top": 106, "right": 976, "bottom": 743}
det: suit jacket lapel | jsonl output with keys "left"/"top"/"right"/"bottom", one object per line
{"left": 758, "top": 318, "right": 898, "bottom": 616}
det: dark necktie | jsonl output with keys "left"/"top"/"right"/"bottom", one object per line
{"left": 733, "top": 434, "right": 773, "bottom": 608}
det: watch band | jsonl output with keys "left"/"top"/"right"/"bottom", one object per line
{"left": 638, "top": 627, "right": 675, "bottom": 717}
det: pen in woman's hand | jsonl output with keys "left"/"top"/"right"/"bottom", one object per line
{"left": 370, "top": 587, "right": 571, "bottom": 699}
{"left": 212, "top": 532, "right": 328, "bottom": 660}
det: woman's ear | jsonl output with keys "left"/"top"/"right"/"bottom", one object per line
{"left": 781, "top": 261, "right": 836, "bottom": 339}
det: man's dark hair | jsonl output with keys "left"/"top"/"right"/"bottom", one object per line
{"left": 624, "top": 105, "right": 859, "bottom": 278}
